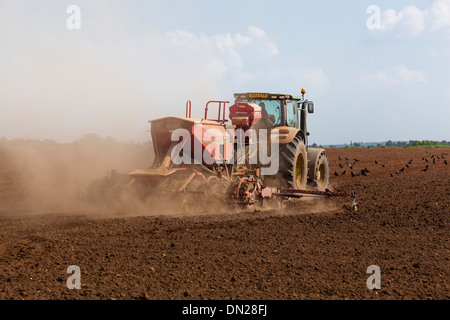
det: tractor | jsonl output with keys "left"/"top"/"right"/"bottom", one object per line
{"left": 87, "top": 89, "right": 354, "bottom": 212}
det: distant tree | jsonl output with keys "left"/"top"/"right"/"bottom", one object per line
{"left": 394, "top": 141, "right": 408, "bottom": 147}
{"left": 311, "top": 143, "right": 318, "bottom": 148}
{"left": 386, "top": 140, "right": 393, "bottom": 147}
{"left": 353, "top": 142, "right": 361, "bottom": 147}
{"left": 410, "top": 140, "right": 419, "bottom": 147}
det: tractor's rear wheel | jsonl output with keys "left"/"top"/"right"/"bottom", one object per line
{"left": 278, "top": 137, "right": 308, "bottom": 189}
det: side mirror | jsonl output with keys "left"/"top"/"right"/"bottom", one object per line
{"left": 307, "top": 101, "right": 314, "bottom": 114}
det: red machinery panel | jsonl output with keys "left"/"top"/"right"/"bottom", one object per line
{"left": 228, "top": 102, "right": 262, "bottom": 130}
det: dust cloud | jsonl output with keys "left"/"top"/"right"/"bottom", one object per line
{"left": 0, "top": 135, "right": 153, "bottom": 216}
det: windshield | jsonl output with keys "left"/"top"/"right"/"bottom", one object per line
{"left": 251, "top": 100, "right": 282, "bottom": 126}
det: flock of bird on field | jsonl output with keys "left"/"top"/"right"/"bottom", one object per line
{"left": 333, "top": 151, "right": 448, "bottom": 179}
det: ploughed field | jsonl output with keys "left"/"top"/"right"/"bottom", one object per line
{"left": 0, "top": 146, "right": 448, "bottom": 300}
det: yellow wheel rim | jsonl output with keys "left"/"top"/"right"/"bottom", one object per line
{"left": 317, "top": 163, "right": 325, "bottom": 188}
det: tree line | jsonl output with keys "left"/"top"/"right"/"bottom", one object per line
{"left": 309, "top": 140, "right": 450, "bottom": 148}
{"left": 384, "top": 140, "right": 450, "bottom": 148}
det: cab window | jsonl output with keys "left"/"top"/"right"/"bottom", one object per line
{"left": 286, "top": 101, "right": 298, "bottom": 128}
{"left": 252, "top": 100, "right": 282, "bottom": 126}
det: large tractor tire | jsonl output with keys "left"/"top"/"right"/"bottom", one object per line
{"left": 278, "top": 137, "right": 308, "bottom": 189}
{"left": 307, "top": 148, "right": 330, "bottom": 191}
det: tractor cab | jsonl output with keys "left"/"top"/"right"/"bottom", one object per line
{"left": 232, "top": 91, "right": 313, "bottom": 130}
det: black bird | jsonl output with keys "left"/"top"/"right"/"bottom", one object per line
{"left": 339, "top": 164, "right": 344, "bottom": 168}
{"left": 422, "top": 167, "right": 429, "bottom": 172}
{"left": 351, "top": 172, "right": 356, "bottom": 177}
{"left": 433, "top": 158, "right": 436, "bottom": 164}
{"left": 408, "top": 159, "right": 413, "bottom": 165}
{"left": 375, "top": 160, "right": 379, "bottom": 165}
{"left": 354, "top": 158, "right": 360, "bottom": 162}
{"left": 382, "top": 164, "right": 385, "bottom": 168}
{"left": 341, "top": 170, "right": 346, "bottom": 176}
{"left": 390, "top": 173, "right": 394, "bottom": 177}
{"left": 347, "top": 162, "right": 354, "bottom": 169}
{"left": 400, "top": 167, "right": 405, "bottom": 172}
{"left": 338, "top": 156, "right": 342, "bottom": 160}
{"left": 425, "top": 158, "right": 429, "bottom": 163}
{"left": 358, "top": 170, "right": 367, "bottom": 176}
{"left": 334, "top": 171, "right": 339, "bottom": 176}
{"left": 444, "top": 160, "right": 447, "bottom": 165}
{"left": 345, "top": 157, "right": 349, "bottom": 161}
{"left": 363, "top": 168, "right": 370, "bottom": 173}
{"left": 406, "top": 164, "right": 410, "bottom": 168}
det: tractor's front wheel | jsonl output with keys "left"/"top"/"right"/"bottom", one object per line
{"left": 307, "top": 149, "right": 330, "bottom": 191}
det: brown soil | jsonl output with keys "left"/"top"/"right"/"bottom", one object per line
{"left": 0, "top": 144, "right": 448, "bottom": 300}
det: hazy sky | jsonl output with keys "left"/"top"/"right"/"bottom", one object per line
{"left": 1, "top": 0, "right": 449, "bottom": 145}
